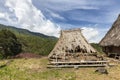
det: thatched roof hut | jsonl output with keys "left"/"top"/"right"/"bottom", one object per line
{"left": 48, "top": 29, "right": 97, "bottom": 61}
{"left": 100, "top": 14, "right": 120, "bottom": 46}
{"left": 99, "top": 14, "right": 120, "bottom": 58}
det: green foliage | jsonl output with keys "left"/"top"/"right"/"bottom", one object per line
{"left": 17, "top": 34, "right": 57, "bottom": 55}
{"left": 0, "top": 24, "right": 57, "bottom": 56}
{"left": 0, "top": 29, "right": 22, "bottom": 58}
{"left": 91, "top": 43, "right": 104, "bottom": 54}
{"left": 0, "top": 58, "right": 76, "bottom": 80}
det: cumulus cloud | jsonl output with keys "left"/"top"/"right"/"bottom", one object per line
{"left": 81, "top": 27, "right": 99, "bottom": 43}
{"left": 0, "top": 12, "right": 13, "bottom": 23}
{"left": 0, "top": 13, "right": 5, "bottom": 18}
{"left": 81, "top": 26, "right": 110, "bottom": 43}
{"left": 4, "top": 0, "right": 60, "bottom": 37}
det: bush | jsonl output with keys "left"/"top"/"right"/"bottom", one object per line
{"left": 0, "top": 29, "right": 22, "bottom": 58}
{"left": 91, "top": 43, "right": 104, "bottom": 54}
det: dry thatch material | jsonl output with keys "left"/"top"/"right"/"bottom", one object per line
{"left": 48, "top": 29, "right": 97, "bottom": 60}
{"left": 100, "top": 14, "right": 120, "bottom": 46}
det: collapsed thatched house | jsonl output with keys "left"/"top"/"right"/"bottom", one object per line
{"left": 100, "top": 14, "right": 120, "bottom": 58}
{"left": 48, "top": 29, "right": 98, "bottom": 62}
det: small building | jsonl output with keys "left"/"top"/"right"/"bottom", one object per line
{"left": 99, "top": 14, "right": 120, "bottom": 59}
{"left": 47, "top": 29, "right": 109, "bottom": 68}
{"left": 48, "top": 28, "right": 98, "bottom": 62}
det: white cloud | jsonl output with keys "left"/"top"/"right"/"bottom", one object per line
{"left": 50, "top": 11, "right": 65, "bottom": 20}
{"left": 4, "top": 0, "right": 61, "bottom": 37}
{"left": 0, "top": 12, "right": 5, "bottom": 18}
{"left": 81, "top": 27, "right": 99, "bottom": 43}
{"left": 81, "top": 25, "right": 110, "bottom": 43}
{"left": 0, "top": 12, "right": 13, "bottom": 23}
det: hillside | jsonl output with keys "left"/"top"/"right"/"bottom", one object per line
{"left": 0, "top": 24, "right": 56, "bottom": 39}
{"left": 0, "top": 24, "right": 57, "bottom": 55}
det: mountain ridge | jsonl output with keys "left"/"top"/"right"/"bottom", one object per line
{"left": 0, "top": 24, "right": 57, "bottom": 39}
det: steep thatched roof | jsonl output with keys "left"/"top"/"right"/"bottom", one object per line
{"left": 48, "top": 28, "right": 97, "bottom": 58}
{"left": 100, "top": 14, "right": 120, "bottom": 47}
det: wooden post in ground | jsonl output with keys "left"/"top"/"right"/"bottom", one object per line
{"left": 56, "top": 54, "right": 58, "bottom": 62}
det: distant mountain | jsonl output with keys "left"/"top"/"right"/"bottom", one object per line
{"left": 0, "top": 24, "right": 57, "bottom": 55}
{"left": 0, "top": 24, "right": 56, "bottom": 39}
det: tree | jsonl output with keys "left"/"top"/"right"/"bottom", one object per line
{"left": 0, "top": 29, "right": 22, "bottom": 58}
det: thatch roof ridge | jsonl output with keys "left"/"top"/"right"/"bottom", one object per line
{"left": 99, "top": 14, "right": 120, "bottom": 46}
{"left": 61, "top": 28, "right": 81, "bottom": 32}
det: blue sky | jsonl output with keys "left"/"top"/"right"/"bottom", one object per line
{"left": 0, "top": 0, "right": 120, "bottom": 43}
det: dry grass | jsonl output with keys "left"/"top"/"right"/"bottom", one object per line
{"left": 0, "top": 57, "right": 120, "bottom": 80}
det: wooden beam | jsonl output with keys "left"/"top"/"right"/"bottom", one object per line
{"left": 50, "top": 61, "right": 109, "bottom": 64}
{"left": 47, "top": 64, "right": 107, "bottom": 68}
